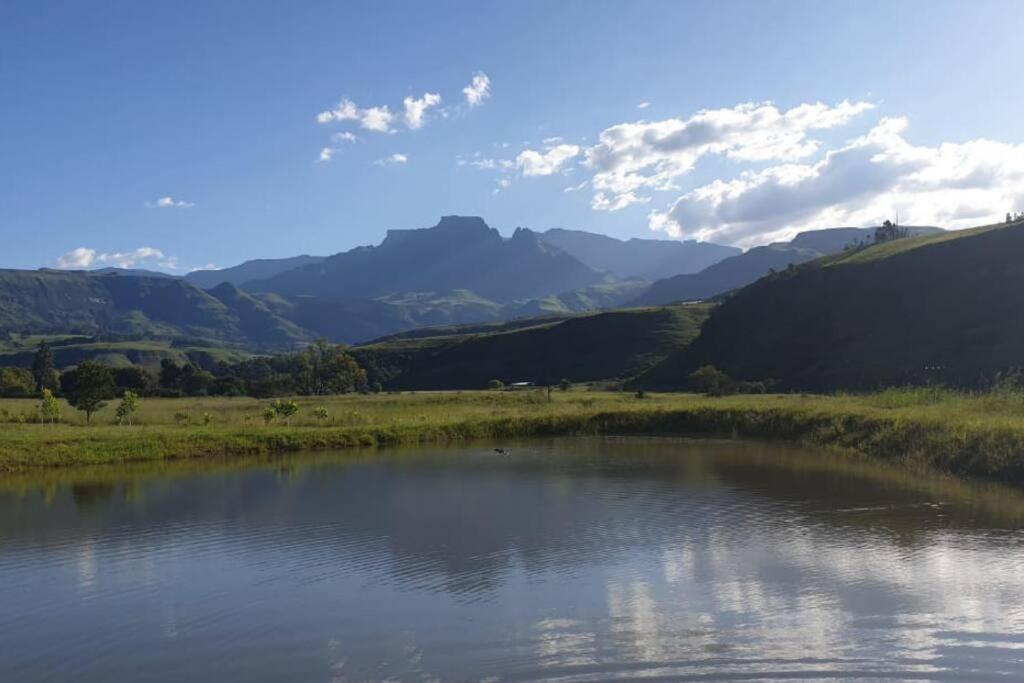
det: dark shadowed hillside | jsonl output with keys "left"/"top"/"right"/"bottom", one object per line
{"left": 247, "top": 216, "right": 606, "bottom": 301}
{"left": 352, "top": 304, "right": 710, "bottom": 389}
{"left": 540, "top": 228, "right": 740, "bottom": 280}
{"left": 636, "top": 220, "right": 1024, "bottom": 391}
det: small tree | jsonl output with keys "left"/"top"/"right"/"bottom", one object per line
{"left": 262, "top": 405, "right": 277, "bottom": 425}
{"left": 559, "top": 378, "right": 572, "bottom": 391}
{"left": 115, "top": 390, "right": 139, "bottom": 426}
{"left": 688, "top": 365, "right": 733, "bottom": 396}
{"left": 60, "top": 361, "right": 116, "bottom": 424}
{"left": 487, "top": 379, "right": 505, "bottom": 390}
{"left": 32, "top": 341, "right": 56, "bottom": 393}
{"left": 312, "top": 406, "right": 329, "bottom": 423}
{"left": 273, "top": 399, "right": 299, "bottom": 425}
{"left": 38, "top": 388, "right": 61, "bottom": 425}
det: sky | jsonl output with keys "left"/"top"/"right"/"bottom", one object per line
{"left": 2, "top": 0, "right": 1023, "bottom": 273}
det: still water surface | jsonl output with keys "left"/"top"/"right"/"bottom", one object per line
{"left": 3, "top": 437, "right": 1024, "bottom": 681}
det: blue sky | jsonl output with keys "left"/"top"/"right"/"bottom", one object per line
{"left": 2, "top": 0, "right": 1022, "bottom": 272}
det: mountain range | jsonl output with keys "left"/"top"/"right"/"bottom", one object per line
{"left": 7, "top": 213, "right": 1021, "bottom": 394}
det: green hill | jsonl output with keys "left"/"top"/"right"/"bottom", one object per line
{"left": 636, "top": 219, "right": 1024, "bottom": 391}
{"left": 352, "top": 304, "right": 710, "bottom": 389}
{"left": 0, "top": 269, "right": 310, "bottom": 349}
{"left": 633, "top": 225, "right": 943, "bottom": 306}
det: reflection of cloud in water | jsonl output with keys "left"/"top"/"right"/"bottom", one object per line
{"left": 3, "top": 439, "right": 1024, "bottom": 680}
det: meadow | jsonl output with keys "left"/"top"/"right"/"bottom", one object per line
{"left": 1, "top": 386, "right": 1024, "bottom": 481}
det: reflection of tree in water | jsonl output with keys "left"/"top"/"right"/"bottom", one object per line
{"left": 70, "top": 482, "right": 117, "bottom": 510}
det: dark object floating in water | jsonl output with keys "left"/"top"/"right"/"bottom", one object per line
{"left": 494, "top": 448, "right": 509, "bottom": 455}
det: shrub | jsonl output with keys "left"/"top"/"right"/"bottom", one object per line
{"left": 487, "top": 379, "right": 505, "bottom": 390}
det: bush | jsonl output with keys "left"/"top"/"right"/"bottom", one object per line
{"left": 487, "top": 379, "right": 505, "bottom": 390}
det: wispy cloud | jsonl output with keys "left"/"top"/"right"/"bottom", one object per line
{"left": 637, "top": 101, "right": 651, "bottom": 109}
{"left": 403, "top": 92, "right": 442, "bottom": 129}
{"left": 375, "top": 153, "right": 408, "bottom": 166}
{"left": 462, "top": 72, "right": 491, "bottom": 107}
{"left": 145, "top": 196, "right": 195, "bottom": 209}
{"left": 55, "top": 246, "right": 180, "bottom": 271}
{"left": 517, "top": 144, "right": 581, "bottom": 177}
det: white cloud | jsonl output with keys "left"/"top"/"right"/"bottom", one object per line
{"left": 648, "top": 117, "right": 1024, "bottom": 246}
{"left": 637, "top": 101, "right": 651, "bottom": 110}
{"left": 317, "top": 147, "right": 335, "bottom": 163}
{"left": 360, "top": 105, "right": 394, "bottom": 133}
{"left": 317, "top": 98, "right": 360, "bottom": 124}
{"left": 564, "top": 181, "right": 589, "bottom": 193}
{"left": 317, "top": 98, "right": 393, "bottom": 133}
{"left": 146, "top": 196, "right": 195, "bottom": 208}
{"left": 403, "top": 92, "right": 442, "bottom": 129}
{"left": 516, "top": 144, "right": 581, "bottom": 177}
{"left": 331, "top": 131, "right": 357, "bottom": 143}
{"left": 56, "top": 247, "right": 98, "bottom": 269}
{"left": 457, "top": 156, "right": 515, "bottom": 171}
{"left": 462, "top": 72, "right": 491, "bottom": 107}
{"left": 55, "top": 246, "right": 180, "bottom": 271}
{"left": 375, "top": 153, "right": 408, "bottom": 166}
{"left": 585, "top": 100, "right": 875, "bottom": 211}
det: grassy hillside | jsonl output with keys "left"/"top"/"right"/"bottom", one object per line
{"left": 352, "top": 304, "right": 711, "bottom": 389}
{"left": 638, "top": 219, "right": 1024, "bottom": 391}
{"left": 0, "top": 270, "right": 310, "bottom": 349}
{"left": 633, "top": 225, "right": 943, "bottom": 306}
{"left": 0, "top": 336, "right": 252, "bottom": 370}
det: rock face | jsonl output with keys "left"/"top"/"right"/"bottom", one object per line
{"left": 246, "top": 216, "right": 606, "bottom": 302}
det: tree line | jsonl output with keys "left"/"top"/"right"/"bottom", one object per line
{"left": 0, "top": 339, "right": 372, "bottom": 411}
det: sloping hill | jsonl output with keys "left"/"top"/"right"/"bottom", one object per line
{"left": 186, "top": 255, "right": 324, "bottom": 290}
{"left": 247, "top": 216, "right": 606, "bottom": 302}
{"left": 0, "top": 269, "right": 310, "bottom": 349}
{"left": 636, "top": 220, "right": 1024, "bottom": 391}
{"left": 352, "top": 304, "right": 711, "bottom": 389}
{"left": 633, "top": 225, "right": 943, "bottom": 306}
{"left": 540, "top": 228, "right": 739, "bottom": 280}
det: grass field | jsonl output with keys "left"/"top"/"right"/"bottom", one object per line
{"left": 3, "top": 387, "right": 1024, "bottom": 482}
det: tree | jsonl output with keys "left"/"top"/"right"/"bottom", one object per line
{"left": 294, "top": 340, "right": 366, "bottom": 395}
{"left": 0, "top": 367, "right": 35, "bottom": 398}
{"left": 312, "top": 406, "right": 329, "bottom": 423}
{"left": 112, "top": 366, "right": 156, "bottom": 394}
{"left": 487, "top": 379, "right": 505, "bottom": 390}
{"left": 874, "top": 219, "right": 909, "bottom": 244}
{"left": 273, "top": 399, "right": 299, "bottom": 425}
{"left": 31, "top": 341, "right": 56, "bottom": 393}
{"left": 115, "top": 390, "right": 139, "bottom": 426}
{"left": 688, "top": 365, "right": 733, "bottom": 395}
{"left": 559, "top": 378, "right": 572, "bottom": 391}
{"left": 159, "top": 359, "right": 183, "bottom": 390}
{"left": 60, "top": 361, "right": 116, "bottom": 424}
{"left": 38, "top": 388, "right": 61, "bottom": 424}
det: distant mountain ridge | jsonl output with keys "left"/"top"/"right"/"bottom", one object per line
{"left": 186, "top": 255, "right": 325, "bottom": 289}
{"left": 634, "top": 225, "right": 943, "bottom": 305}
{"left": 246, "top": 216, "right": 607, "bottom": 302}
{"left": 539, "top": 228, "right": 740, "bottom": 280}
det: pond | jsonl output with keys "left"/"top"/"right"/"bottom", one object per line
{"left": 2, "top": 437, "right": 1024, "bottom": 681}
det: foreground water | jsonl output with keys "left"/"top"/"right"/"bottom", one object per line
{"left": 3, "top": 438, "right": 1024, "bottom": 681}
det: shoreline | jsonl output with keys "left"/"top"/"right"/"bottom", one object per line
{"left": 3, "top": 392, "right": 1024, "bottom": 482}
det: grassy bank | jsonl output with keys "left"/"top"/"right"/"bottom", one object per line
{"left": 3, "top": 388, "right": 1024, "bottom": 481}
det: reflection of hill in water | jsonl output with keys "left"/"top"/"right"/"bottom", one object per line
{"left": 4, "top": 438, "right": 1024, "bottom": 680}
